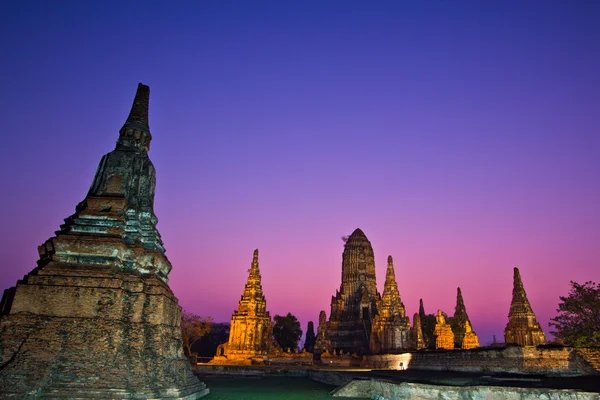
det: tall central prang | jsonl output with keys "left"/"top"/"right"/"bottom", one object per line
{"left": 328, "top": 228, "right": 382, "bottom": 354}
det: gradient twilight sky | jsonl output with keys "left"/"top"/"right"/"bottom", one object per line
{"left": 1, "top": 1, "right": 599, "bottom": 345}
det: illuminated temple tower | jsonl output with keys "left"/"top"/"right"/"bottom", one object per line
{"left": 214, "top": 249, "right": 274, "bottom": 363}
{"left": 369, "top": 256, "right": 412, "bottom": 353}
{"left": 504, "top": 267, "right": 546, "bottom": 346}
{"left": 0, "top": 84, "right": 208, "bottom": 398}
{"left": 328, "top": 228, "right": 382, "bottom": 354}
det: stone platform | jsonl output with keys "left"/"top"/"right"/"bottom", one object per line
{"left": 0, "top": 265, "right": 208, "bottom": 398}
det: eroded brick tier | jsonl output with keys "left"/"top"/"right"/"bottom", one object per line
{"left": 0, "top": 84, "right": 208, "bottom": 399}
{"left": 504, "top": 267, "right": 546, "bottom": 346}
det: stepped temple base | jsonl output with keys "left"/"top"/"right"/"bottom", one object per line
{"left": 0, "top": 265, "right": 208, "bottom": 399}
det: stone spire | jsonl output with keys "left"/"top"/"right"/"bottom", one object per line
{"left": 314, "top": 310, "right": 333, "bottom": 355}
{"left": 213, "top": 249, "right": 274, "bottom": 363}
{"left": 117, "top": 82, "right": 152, "bottom": 151}
{"left": 380, "top": 256, "right": 406, "bottom": 318}
{"left": 369, "top": 255, "right": 411, "bottom": 353}
{"left": 412, "top": 313, "right": 425, "bottom": 350}
{"left": 451, "top": 288, "right": 479, "bottom": 349}
{"left": 50, "top": 82, "right": 169, "bottom": 280}
{"left": 238, "top": 249, "right": 268, "bottom": 315}
{"left": 504, "top": 267, "right": 546, "bottom": 346}
{"left": 304, "top": 321, "right": 316, "bottom": 353}
{"left": 451, "top": 287, "right": 471, "bottom": 347}
{"left": 0, "top": 84, "right": 208, "bottom": 398}
{"left": 455, "top": 288, "right": 467, "bottom": 317}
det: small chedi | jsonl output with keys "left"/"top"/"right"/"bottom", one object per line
{"left": 369, "top": 256, "right": 412, "bottom": 353}
{"left": 412, "top": 313, "right": 425, "bottom": 350}
{"left": 314, "top": 310, "right": 334, "bottom": 355}
{"left": 213, "top": 249, "right": 274, "bottom": 364}
{"left": 451, "top": 287, "right": 479, "bottom": 349}
{"left": 504, "top": 267, "right": 546, "bottom": 346}
{"left": 461, "top": 320, "right": 480, "bottom": 349}
{"left": 0, "top": 84, "right": 208, "bottom": 398}
{"left": 434, "top": 310, "right": 455, "bottom": 350}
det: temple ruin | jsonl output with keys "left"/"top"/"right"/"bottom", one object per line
{"left": 314, "top": 310, "right": 334, "bottom": 355}
{"left": 461, "top": 320, "right": 480, "bottom": 349}
{"left": 327, "top": 229, "right": 426, "bottom": 355}
{"left": 412, "top": 313, "right": 425, "bottom": 350}
{"left": 0, "top": 84, "right": 208, "bottom": 398}
{"left": 328, "top": 228, "right": 382, "bottom": 354}
{"left": 434, "top": 310, "right": 455, "bottom": 350}
{"left": 452, "top": 287, "right": 480, "bottom": 349}
{"left": 369, "top": 256, "right": 412, "bottom": 353}
{"left": 212, "top": 249, "right": 274, "bottom": 364}
{"left": 504, "top": 267, "right": 546, "bottom": 346}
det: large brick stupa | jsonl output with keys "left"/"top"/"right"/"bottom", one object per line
{"left": 0, "top": 84, "right": 208, "bottom": 398}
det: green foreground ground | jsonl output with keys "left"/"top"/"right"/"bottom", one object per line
{"left": 201, "top": 376, "right": 370, "bottom": 400}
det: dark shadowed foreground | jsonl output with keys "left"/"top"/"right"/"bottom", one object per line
{"left": 202, "top": 376, "right": 369, "bottom": 400}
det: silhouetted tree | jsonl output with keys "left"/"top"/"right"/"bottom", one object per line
{"left": 181, "top": 311, "right": 213, "bottom": 356}
{"left": 304, "top": 321, "right": 316, "bottom": 353}
{"left": 273, "top": 312, "right": 302, "bottom": 352}
{"left": 550, "top": 281, "right": 600, "bottom": 347}
{"left": 192, "top": 322, "right": 230, "bottom": 358}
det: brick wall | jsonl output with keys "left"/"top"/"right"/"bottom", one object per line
{"left": 364, "top": 346, "right": 600, "bottom": 376}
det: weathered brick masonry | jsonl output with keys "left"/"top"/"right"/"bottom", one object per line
{"left": 365, "top": 346, "right": 600, "bottom": 376}
{"left": 0, "top": 84, "right": 208, "bottom": 399}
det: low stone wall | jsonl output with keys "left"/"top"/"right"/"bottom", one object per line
{"left": 332, "top": 379, "right": 600, "bottom": 400}
{"left": 364, "top": 346, "right": 600, "bottom": 376}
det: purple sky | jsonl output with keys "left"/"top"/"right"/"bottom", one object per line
{"left": 1, "top": 1, "right": 599, "bottom": 345}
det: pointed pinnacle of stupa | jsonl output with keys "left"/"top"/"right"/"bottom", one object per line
{"left": 510, "top": 267, "right": 533, "bottom": 312}
{"left": 512, "top": 268, "right": 527, "bottom": 300}
{"left": 118, "top": 83, "right": 152, "bottom": 151}
{"left": 455, "top": 287, "right": 467, "bottom": 316}
{"left": 386, "top": 255, "right": 396, "bottom": 282}
{"left": 513, "top": 267, "right": 524, "bottom": 291}
{"left": 249, "top": 249, "right": 260, "bottom": 278}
